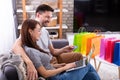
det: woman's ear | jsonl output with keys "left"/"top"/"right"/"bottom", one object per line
{"left": 29, "top": 29, "right": 33, "bottom": 35}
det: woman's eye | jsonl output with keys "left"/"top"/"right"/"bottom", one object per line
{"left": 38, "top": 29, "right": 41, "bottom": 32}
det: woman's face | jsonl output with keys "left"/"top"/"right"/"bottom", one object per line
{"left": 30, "top": 24, "right": 41, "bottom": 41}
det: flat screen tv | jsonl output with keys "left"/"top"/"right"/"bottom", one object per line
{"left": 74, "top": 0, "right": 120, "bottom": 32}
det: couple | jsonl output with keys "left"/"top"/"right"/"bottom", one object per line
{"left": 12, "top": 4, "right": 100, "bottom": 80}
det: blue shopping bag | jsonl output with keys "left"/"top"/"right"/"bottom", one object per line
{"left": 113, "top": 42, "right": 120, "bottom": 66}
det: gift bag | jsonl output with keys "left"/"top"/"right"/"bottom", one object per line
{"left": 113, "top": 42, "right": 120, "bottom": 66}
{"left": 80, "top": 33, "right": 96, "bottom": 56}
{"left": 99, "top": 37, "right": 116, "bottom": 59}
{"left": 99, "top": 38, "right": 106, "bottom": 59}
{"left": 73, "top": 27, "right": 88, "bottom": 53}
{"left": 73, "top": 32, "right": 88, "bottom": 52}
{"left": 88, "top": 35, "right": 104, "bottom": 58}
{"left": 105, "top": 39, "right": 120, "bottom": 63}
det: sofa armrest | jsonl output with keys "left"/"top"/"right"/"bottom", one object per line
{"left": 51, "top": 39, "right": 69, "bottom": 49}
{"left": 0, "top": 71, "right": 7, "bottom": 80}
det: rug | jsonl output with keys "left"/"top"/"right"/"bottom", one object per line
{"left": 90, "top": 59, "right": 119, "bottom": 80}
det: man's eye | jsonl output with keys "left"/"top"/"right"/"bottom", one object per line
{"left": 46, "top": 16, "right": 51, "bottom": 19}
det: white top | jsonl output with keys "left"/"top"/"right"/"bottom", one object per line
{"left": 37, "top": 27, "right": 53, "bottom": 60}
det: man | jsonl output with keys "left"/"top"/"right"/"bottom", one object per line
{"left": 12, "top": 4, "right": 83, "bottom": 80}
{"left": 35, "top": 4, "right": 83, "bottom": 63}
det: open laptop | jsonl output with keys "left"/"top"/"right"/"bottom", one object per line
{"left": 66, "top": 44, "right": 95, "bottom": 72}
{"left": 66, "top": 57, "right": 87, "bottom": 72}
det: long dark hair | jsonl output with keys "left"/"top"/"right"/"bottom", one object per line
{"left": 21, "top": 19, "right": 48, "bottom": 54}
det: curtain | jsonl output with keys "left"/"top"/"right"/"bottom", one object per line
{"left": 0, "top": 0, "right": 16, "bottom": 54}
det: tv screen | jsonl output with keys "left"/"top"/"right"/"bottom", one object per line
{"left": 74, "top": 0, "right": 120, "bottom": 32}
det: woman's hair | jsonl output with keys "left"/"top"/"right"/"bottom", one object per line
{"left": 36, "top": 4, "right": 54, "bottom": 14}
{"left": 21, "top": 19, "right": 48, "bottom": 54}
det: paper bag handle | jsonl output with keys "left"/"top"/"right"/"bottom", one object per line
{"left": 78, "top": 27, "right": 86, "bottom": 33}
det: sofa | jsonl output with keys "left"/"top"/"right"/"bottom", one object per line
{"left": 0, "top": 39, "right": 69, "bottom": 80}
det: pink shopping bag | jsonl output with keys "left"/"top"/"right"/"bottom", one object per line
{"left": 99, "top": 37, "right": 116, "bottom": 59}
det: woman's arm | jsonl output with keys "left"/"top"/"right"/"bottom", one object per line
{"left": 12, "top": 38, "right": 38, "bottom": 80}
{"left": 37, "top": 62, "right": 76, "bottom": 78}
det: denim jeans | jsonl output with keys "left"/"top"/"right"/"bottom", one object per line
{"left": 48, "top": 63, "right": 100, "bottom": 80}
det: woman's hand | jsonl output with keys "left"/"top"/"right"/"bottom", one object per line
{"left": 63, "top": 63, "right": 76, "bottom": 70}
{"left": 52, "top": 63, "right": 66, "bottom": 68}
{"left": 26, "top": 62, "right": 38, "bottom": 80}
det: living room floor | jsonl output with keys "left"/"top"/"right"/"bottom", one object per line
{"left": 90, "top": 59, "right": 119, "bottom": 80}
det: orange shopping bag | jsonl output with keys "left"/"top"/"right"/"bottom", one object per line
{"left": 87, "top": 35, "right": 104, "bottom": 58}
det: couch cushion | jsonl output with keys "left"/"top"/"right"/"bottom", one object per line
{"left": 52, "top": 39, "right": 69, "bottom": 48}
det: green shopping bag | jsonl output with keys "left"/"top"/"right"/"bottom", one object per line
{"left": 73, "top": 27, "right": 88, "bottom": 53}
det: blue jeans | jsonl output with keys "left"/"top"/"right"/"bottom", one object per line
{"left": 48, "top": 63, "right": 100, "bottom": 80}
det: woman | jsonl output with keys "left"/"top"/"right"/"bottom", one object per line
{"left": 21, "top": 19, "right": 100, "bottom": 80}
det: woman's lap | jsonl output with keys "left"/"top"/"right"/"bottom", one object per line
{"left": 48, "top": 63, "right": 100, "bottom": 80}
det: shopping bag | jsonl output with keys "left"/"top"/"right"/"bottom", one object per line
{"left": 99, "top": 37, "right": 116, "bottom": 59}
{"left": 105, "top": 39, "right": 120, "bottom": 63}
{"left": 73, "top": 27, "right": 88, "bottom": 53}
{"left": 99, "top": 38, "right": 106, "bottom": 59}
{"left": 113, "top": 42, "right": 120, "bottom": 66}
{"left": 88, "top": 35, "right": 104, "bottom": 58}
{"left": 73, "top": 32, "right": 88, "bottom": 52}
{"left": 80, "top": 33, "right": 96, "bottom": 56}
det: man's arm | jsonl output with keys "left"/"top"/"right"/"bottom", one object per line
{"left": 12, "top": 38, "right": 38, "bottom": 80}
{"left": 48, "top": 44, "right": 74, "bottom": 56}
{"left": 12, "top": 38, "right": 32, "bottom": 64}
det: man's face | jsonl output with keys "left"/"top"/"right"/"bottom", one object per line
{"left": 37, "top": 11, "right": 52, "bottom": 27}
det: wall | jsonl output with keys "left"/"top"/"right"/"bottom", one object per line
{"left": 16, "top": 0, "right": 74, "bottom": 38}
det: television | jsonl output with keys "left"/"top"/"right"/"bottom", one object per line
{"left": 74, "top": 0, "right": 120, "bottom": 32}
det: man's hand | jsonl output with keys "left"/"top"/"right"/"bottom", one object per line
{"left": 26, "top": 62, "right": 38, "bottom": 80}
{"left": 63, "top": 45, "right": 74, "bottom": 52}
{"left": 12, "top": 38, "right": 38, "bottom": 80}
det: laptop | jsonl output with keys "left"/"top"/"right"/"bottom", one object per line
{"left": 66, "top": 44, "right": 95, "bottom": 72}
{"left": 66, "top": 57, "right": 87, "bottom": 72}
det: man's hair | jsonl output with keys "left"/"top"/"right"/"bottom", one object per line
{"left": 36, "top": 4, "right": 54, "bottom": 14}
